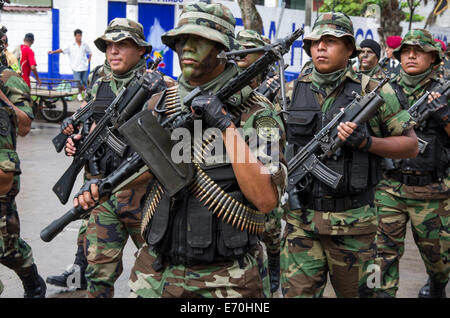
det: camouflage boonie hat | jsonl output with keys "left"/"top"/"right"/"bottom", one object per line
{"left": 94, "top": 18, "right": 152, "bottom": 54}
{"left": 303, "top": 12, "right": 357, "bottom": 58}
{"left": 161, "top": 2, "right": 240, "bottom": 51}
{"left": 237, "top": 30, "right": 266, "bottom": 48}
{"left": 393, "top": 29, "right": 442, "bottom": 64}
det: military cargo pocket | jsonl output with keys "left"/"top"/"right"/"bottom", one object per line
{"left": 186, "top": 195, "right": 215, "bottom": 262}
{"left": 286, "top": 111, "right": 318, "bottom": 144}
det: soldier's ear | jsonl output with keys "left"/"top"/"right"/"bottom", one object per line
{"left": 430, "top": 52, "right": 437, "bottom": 64}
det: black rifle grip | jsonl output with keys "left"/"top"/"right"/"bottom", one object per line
{"left": 52, "top": 159, "right": 86, "bottom": 204}
{"left": 52, "top": 132, "right": 68, "bottom": 153}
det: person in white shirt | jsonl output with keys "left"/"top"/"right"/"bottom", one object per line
{"left": 48, "top": 29, "right": 92, "bottom": 101}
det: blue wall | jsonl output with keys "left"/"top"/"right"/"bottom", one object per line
{"left": 108, "top": 1, "right": 174, "bottom": 78}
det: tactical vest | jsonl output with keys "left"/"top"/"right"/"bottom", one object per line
{"left": 90, "top": 81, "right": 128, "bottom": 176}
{"left": 142, "top": 87, "right": 261, "bottom": 267}
{"left": 287, "top": 77, "right": 382, "bottom": 212}
{"left": 388, "top": 81, "right": 449, "bottom": 185}
{"left": 91, "top": 80, "right": 116, "bottom": 123}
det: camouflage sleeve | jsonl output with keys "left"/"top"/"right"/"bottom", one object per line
{"left": 0, "top": 110, "right": 20, "bottom": 175}
{"left": 368, "top": 82, "right": 415, "bottom": 137}
{"left": 241, "top": 96, "right": 287, "bottom": 203}
{"left": 1, "top": 71, "right": 34, "bottom": 119}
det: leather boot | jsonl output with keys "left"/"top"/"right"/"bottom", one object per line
{"left": 19, "top": 264, "right": 46, "bottom": 298}
{"left": 267, "top": 252, "right": 280, "bottom": 293}
{"left": 418, "top": 277, "right": 447, "bottom": 298}
{"left": 46, "top": 245, "right": 87, "bottom": 290}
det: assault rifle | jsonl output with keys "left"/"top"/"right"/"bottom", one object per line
{"left": 287, "top": 77, "right": 389, "bottom": 209}
{"left": 165, "top": 28, "right": 304, "bottom": 128}
{"left": 406, "top": 79, "right": 449, "bottom": 153}
{"left": 41, "top": 152, "right": 147, "bottom": 242}
{"left": 51, "top": 99, "right": 95, "bottom": 153}
{"left": 383, "top": 79, "right": 449, "bottom": 171}
{"left": 52, "top": 72, "right": 165, "bottom": 204}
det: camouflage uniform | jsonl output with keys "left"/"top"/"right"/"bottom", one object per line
{"left": 280, "top": 12, "right": 414, "bottom": 298}
{"left": 128, "top": 2, "right": 287, "bottom": 298}
{"left": 237, "top": 29, "right": 283, "bottom": 294}
{"left": 358, "top": 64, "right": 387, "bottom": 81}
{"left": 0, "top": 103, "right": 32, "bottom": 275}
{"left": 375, "top": 30, "right": 450, "bottom": 298}
{"left": 0, "top": 67, "right": 33, "bottom": 120}
{"left": 0, "top": 94, "right": 45, "bottom": 297}
{"left": 46, "top": 63, "right": 111, "bottom": 290}
{"left": 82, "top": 18, "right": 151, "bottom": 298}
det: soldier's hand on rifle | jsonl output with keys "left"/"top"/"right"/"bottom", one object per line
{"left": 428, "top": 91, "right": 449, "bottom": 127}
{"left": 61, "top": 117, "right": 76, "bottom": 135}
{"left": 145, "top": 70, "right": 167, "bottom": 95}
{"left": 73, "top": 179, "right": 100, "bottom": 210}
{"left": 65, "top": 134, "right": 82, "bottom": 156}
{"left": 191, "top": 95, "right": 233, "bottom": 131}
{"left": 338, "top": 122, "right": 371, "bottom": 152}
{"left": 257, "top": 75, "right": 281, "bottom": 101}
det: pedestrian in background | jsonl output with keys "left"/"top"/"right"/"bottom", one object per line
{"left": 17, "top": 33, "right": 40, "bottom": 87}
{"left": 48, "top": 29, "right": 92, "bottom": 101}
{"left": 380, "top": 35, "right": 402, "bottom": 77}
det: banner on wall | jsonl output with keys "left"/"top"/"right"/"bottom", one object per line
{"left": 109, "top": 0, "right": 450, "bottom": 80}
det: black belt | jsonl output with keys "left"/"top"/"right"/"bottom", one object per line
{"left": 307, "top": 191, "right": 374, "bottom": 212}
{"left": 388, "top": 171, "right": 437, "bottom": 186}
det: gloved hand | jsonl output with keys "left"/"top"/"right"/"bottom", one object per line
{"left": 191, "top": 95, "right": 233, "bottom": 131}
{"left": 73, "top": 179, "right": 101, "bottom": 210}
{"left": 430, "top": 95, "right": 449, "bottom": 127}
{"left": 344, "top": 124, "right": 371, "bottom": 151}
{"left": 61, "top": 117, "right": 76, "bottom": 135}
{"left": 144, "top": 70, "right": 167, "bottom": 95}
{"left": 257, "top": 76, "right": 281, "bottom": 102}
{"left": 64, "top": 134, "right": 83, "bottom": 157}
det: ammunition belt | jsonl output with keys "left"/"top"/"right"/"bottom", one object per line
{"left": 140, "top": 87, "right": 269, "bottom": 235}
{"left": 188, "top": 162, "right": 265, "bottom": 235}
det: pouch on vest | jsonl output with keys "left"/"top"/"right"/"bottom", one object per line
{"left": 216, "top": 191, "right": 249, "bottom": 259}
{"left": 185, "top": 195, "right": 215, "bottom": 263}
{"left": 286, "top": 110, "right": 319, "bottom": 151}
{"left": 145, "top": 191, "right": 171, "bottom": 246}
{"left": 92, "top": 81, "right": 116, "bottom": 122}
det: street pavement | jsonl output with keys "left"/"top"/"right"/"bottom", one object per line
{"left": 0, "top": 118, "right": 448, "bottom": 298}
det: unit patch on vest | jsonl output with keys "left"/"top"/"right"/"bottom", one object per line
{"left": 0, "top": 108, "right": 11, "bottom": 136}
{"left": 255, "top": 116, "right": 279, "bottom": 140}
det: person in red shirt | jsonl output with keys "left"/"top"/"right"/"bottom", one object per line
{"left": 20, "top": 33, "right": 40, "bottom": 87}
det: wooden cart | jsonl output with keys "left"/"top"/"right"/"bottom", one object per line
{"left": 30, "top": 78, "right": 80, "bottom": 123}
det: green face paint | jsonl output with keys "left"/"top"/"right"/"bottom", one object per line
{"left": 176, "top": 35, "right": 221, "bottom": 82}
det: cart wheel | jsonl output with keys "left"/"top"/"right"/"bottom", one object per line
{"left": 39, "top": 97, "right": 68, "bottom": 123}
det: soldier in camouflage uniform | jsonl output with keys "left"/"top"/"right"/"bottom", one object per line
{"left": 46, "top": 63, "right": 111, "bottom": 290}
{"left": 356, "top": 39, "right": 386, "bottom": 81}
{"left": 123, "top": 2, "right": 287, "bottom": 298}
{"left": 0, "top": 33, "right": 46, "bottom": 297}
{"left": 375, "top": 29, "right": 449, "bottom": 298}
{"left": 236, "top": 29, "right": 284, "bottom": 295}
{"left": 280, "top": 12, "right": 418, "bottom": 298}
{"left": 65, "top": 18, "right": 162, "bottom": 298}
{"left": 0, "top": 88, "right": 46, "bottom": 297}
